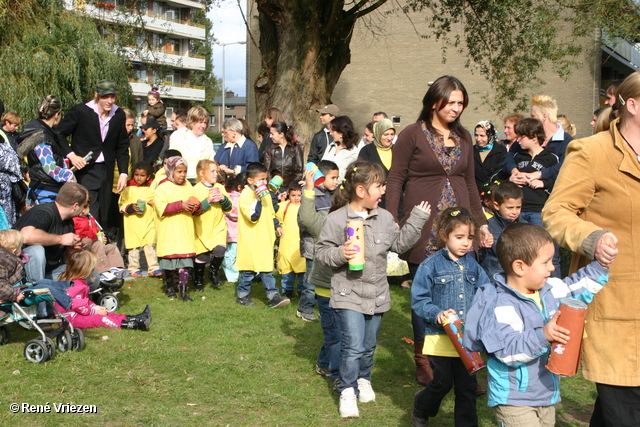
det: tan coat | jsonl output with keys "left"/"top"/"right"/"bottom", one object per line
{"left": 542, "top": 119, "right": 640, "bottom": 387}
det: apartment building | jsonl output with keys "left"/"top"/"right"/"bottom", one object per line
{"left": 65, "top": 0, "right": 208, "bottom": 127}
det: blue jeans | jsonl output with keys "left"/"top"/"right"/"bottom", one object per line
{"left": 297, "top": 259, "right": 316, "bottom": 314}
{"left": 335, "top": 309, "right": 383, "bottom": 393}
{"left": 281, "top": 272, "right": 304, "bottom": 294}
{"left": 520, "top": 211, "right": 561, "bottom": 278}
{"left": 316, "top": 295, "right": 342, "bottom": 380}
{"left": 237, "top": 271, "right": 279, "bottom": 300}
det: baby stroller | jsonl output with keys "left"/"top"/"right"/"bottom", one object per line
{"left": 90, "top": 277, "right": 124, "bottom": 312}
{"left": 0, "top": 288, "right": 85, "bottom": 363}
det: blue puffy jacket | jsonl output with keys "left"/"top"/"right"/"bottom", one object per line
{"left": 463, "top": 261, "right": 609, "bottom": 407}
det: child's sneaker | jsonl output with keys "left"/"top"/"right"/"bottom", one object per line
{"left": 110, "top": 267, "right": 127, "bottom": 278}
{"left": 315, "top": 364, "right": 332, "bottom": 378}
{"left": 268, "top": 294, "right": 290, "bottom": 308}
{"left": 339, "top": 387, "right": 359, "bottom": 418}
{"left": 283, "top": 290, "right": 294, "bottom": 299}
{"left": 236, "top": 296, "right": 255, "bottom": 306}
{"left": 296, "top": 310, "right": 318, "bottom": 322}
{"left": 357, "top": 378, "right": 376, "bottom": 403}
{"left": 149, "top": 270, "right": 163, "bottom": 277}
{"left": 100, "top": 272, "right": 116, "bottom": 282}
{"left": 130, "top": 271, "right": 143, "bottom": 278}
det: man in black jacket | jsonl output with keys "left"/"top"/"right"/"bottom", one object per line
{"left": 306, "top": 104, "right": 339, "bottom": 164}
{"left": 56, "top": 80, "right": 129, "bottom": 224}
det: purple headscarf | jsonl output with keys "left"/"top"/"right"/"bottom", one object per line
{"left": 165, "top": 156, "right": 188, "bottom": 184}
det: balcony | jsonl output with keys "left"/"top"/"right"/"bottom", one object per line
{"left": 67, "top": 1, "right": 206, "bottom": 40}
{"left": 129, "top": 79, "right": 205, "bottom": 101}
{"left": 602, "top": 37, "right": 640, "bottom": 70}
{"left": 124, "top": 46, "right": 206, "bottom": 70}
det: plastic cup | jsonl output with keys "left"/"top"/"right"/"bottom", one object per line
{"left": 546, "top": 298, "right": 588, "bottom": 377}
{"left": 253, "top": 180, "right": 269, "bottom": 199}
{"left": 346, "top": 218, "right": 365, "bottom": 270}
{"left": 268, "top": 175, "right": 283, "bottom": 192}
{"left": 137, "top": 199, "right": 146, "bottom": 213}
{"left": 305, "top": 162, "right": 325, "bottom": 186}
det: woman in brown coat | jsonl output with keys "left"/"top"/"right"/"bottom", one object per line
{"left": 386, "top": 76, "right": 492, "bottom": 387}
{"left": 542, "top": 71, "right": 640, "bottom": 426}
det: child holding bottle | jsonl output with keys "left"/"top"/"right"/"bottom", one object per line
{"left": 410, "top": 207, "right": 490, "bottom": 427}
{"left": 193, "top": 160, "right": 232, "bottom": 290}
{"left": 315, "top": 161, "right": 431, "bottom": 418}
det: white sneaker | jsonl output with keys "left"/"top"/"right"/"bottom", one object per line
{"left": 109, "top": 267, "right": 126, "bottom": 278}
{"left": 100, "top": 272, "right": 116, "bottom": 282}
{"left": 357, "top": 378, "right": 376, "bottom": 403}
{"left": 339, "top": 387, "right": 359, "bottom": 418}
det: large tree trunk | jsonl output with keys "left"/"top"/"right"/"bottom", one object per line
{"left": 254, "top": 0, "right": 388, "bottom": 152}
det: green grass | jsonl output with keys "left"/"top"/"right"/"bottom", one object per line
{"left": 1, "top": 277, "right": 595, "bottom": 426}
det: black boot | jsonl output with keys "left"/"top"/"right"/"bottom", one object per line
{"left": 164, "top": 270, "right": 176, "bottom": 298}
{"left": 194, "top": 263, "right": 206, "bottom": 291}
{"left": 121, "top": 314, "right": 150, "bottom": 331}
{"left": 179, "top": 284, "right": 193, "bottom": 302}
{"left": 209, "top": 256, "right": 223, "bottom": 288}
{"left": 132, "top": 305, "right": 151, "bottom": 323}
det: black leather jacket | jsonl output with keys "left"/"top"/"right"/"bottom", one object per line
{"left": 264, "top": 142, "right": 304, "bottom": 189}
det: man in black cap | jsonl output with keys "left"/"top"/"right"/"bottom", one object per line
{"left": 56, "top": 80, "right": 129, "bottom": 224}
{"left": 307, "top": 104, "right": 339, "bottom": 164}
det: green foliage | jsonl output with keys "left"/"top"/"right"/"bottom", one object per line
{"left": 0, "top": 0, "right": 134, "bottom": 118}
{"left": 403, "top": 0, "right": 640, "bottom": 111}
{"left": 205, "top": 130, "right": 223, "bottom": 143}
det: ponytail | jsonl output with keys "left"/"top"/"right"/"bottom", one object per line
{"left": 329, "top": 161, "right": 386, "bottom": 212}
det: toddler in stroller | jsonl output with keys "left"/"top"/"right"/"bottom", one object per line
{"left": 57, "top": 250, "right": 150, "bottom": 331}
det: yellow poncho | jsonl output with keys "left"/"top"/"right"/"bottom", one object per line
{"left": 275, "top": 201, "right": 306, "bottom": 274}
{"left": 154, "top": 179, "right": 196, "bottom": 258}
{"left": 236, "top": 186, "right": 276, "bottom": 272}
{"left": 193, "top": 182, "right": 229, "bottom": 254}
{"left": 118, "top": 183, "right": 156, "bottom": 249}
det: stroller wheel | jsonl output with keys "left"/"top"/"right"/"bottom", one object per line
{"left": 24, "top": 339, "right": 48, "bottom": 363}
{"left": 71, "top": 329, "right": 85, "bottom": 351}
{"left": 57, "top": 330, "right": 73, "bottom": 352}
{"left": 99, "top": 293, "right": 119, "bottom": 312}
{"left": 0, "top": 326, "right": 9, "bottom": 345}
{"left": 44, "top": 337, "right": 56, "bottom": 361}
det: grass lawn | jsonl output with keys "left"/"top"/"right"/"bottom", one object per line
{"left": 1, "top": 276, "right": 596, "bottom": 426}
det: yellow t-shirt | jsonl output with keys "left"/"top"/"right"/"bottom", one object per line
{"left": 376, "top": 147, "right": 393, "bottom": 171}
{"left": 423, "top": 334, "right": 458, "bottom": 358}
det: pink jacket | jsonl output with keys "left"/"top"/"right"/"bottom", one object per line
{"left": 225, "top": 191, "right": 240, "bottom": 243}
{"left": 54, "top": 279, "right": 101, "bottom": 318}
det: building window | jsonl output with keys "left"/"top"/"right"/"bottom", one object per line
{"left": 392, "top": 116, "right": 402, "bottom": 126}
{"left": 209, "top": 115, "right": 216, "bottom": 126}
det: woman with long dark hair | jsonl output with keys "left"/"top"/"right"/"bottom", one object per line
{"left": 263, "top": 121, "right": 303, "bottom": 190}
{"left": 385, "top": 76, "right": 492, "bottom": 388}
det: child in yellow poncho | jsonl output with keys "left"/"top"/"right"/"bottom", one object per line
{"left": 119, "top": 161, "right": 161, "bottom": 278}
{"left": 154, "top": 156, "right": 199, "bottom": 302}
{"left": 236, "top": 162, "right": 289, "bottom": 309}
{"left": 192, "top": 160, "right": 232, "bottom": 291}
{"left": 275, "top": 183, "right": 306, "bottom": 300}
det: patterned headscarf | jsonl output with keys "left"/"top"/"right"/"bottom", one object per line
{"left": 165, "top": 156, "right": 188, "bottom": 184}
{"left": 373, "top": 118, "right": 394, "bottom": 151}
{"left": 474, "top": 120, "right": 497, "bottom": 152}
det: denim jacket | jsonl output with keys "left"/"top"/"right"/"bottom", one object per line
{"left": 412, "top": 249, "right": 490, "bottom": 335}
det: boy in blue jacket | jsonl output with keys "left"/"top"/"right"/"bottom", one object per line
{"left": 463, "top": 223, "right": 614, "bottom": 426}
